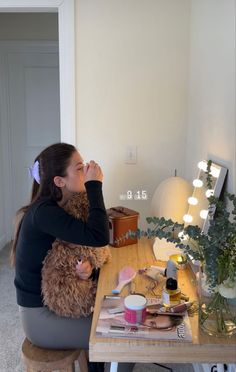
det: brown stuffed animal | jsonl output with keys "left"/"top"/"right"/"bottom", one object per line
{"left": 41, "top": 192, "right": 111, "bottom": 318}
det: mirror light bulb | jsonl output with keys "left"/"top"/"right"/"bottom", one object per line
{"left": 188, "top": 196, "right": 198, "bottom": 205}
{"left": 197, "top": 161, "right": 207, "bottom": 172}
{"left": 178, "top": 231, "right": 188, "bottom": 240}
{"left": 200, "top": 210, "right": 208, "bottom": 219}
{"left": 210, "top": 166, "right": 220, "bottom": 178}
{"left": 205, "top": 189, "right": 214, "bottom": 198}
{"left": 183, "top": 214, "right": 193, "bottom": 223}
{"left": 193, "top": 179, "right": 203, "bottom": 188}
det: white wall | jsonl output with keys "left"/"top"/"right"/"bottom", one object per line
{"left": 185, "top": 0, "right": 236, "bottom": 193}
{"left": 0, "top": 13, "right": 58, "bottom": 40}
{"left": 76, "top": 0, "right": 191, "bottom": 229}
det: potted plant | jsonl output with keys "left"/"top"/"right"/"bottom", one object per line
{"left": 116, "top": 161, "right": 236, "bottom": 337}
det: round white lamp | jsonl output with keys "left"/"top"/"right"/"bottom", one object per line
{"left": 150, "top": 176, "right": 192, "bottom": 261}
{"left": 151, "top": 176, "right": 192, "bottom": 222}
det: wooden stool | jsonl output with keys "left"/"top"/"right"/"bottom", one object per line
{"left": 21, "top": 337, "right": 88, "bottom": 372}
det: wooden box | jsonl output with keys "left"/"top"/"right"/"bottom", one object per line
{"left": 106, "top": 206, "right": 139, "bottom": 247}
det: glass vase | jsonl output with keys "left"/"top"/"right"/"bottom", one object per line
{"left": 198, "top": 271, "right": 236, "bottom": 338}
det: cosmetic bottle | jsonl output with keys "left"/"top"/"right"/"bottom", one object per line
{"left": 165, "top": 260, "right": 178, "bottom": 280}
{"left": 162, "top": 278, "right": 181, "bottom": 307}
{"left": 124, "top": 294, "right": 147, "bottom": 324}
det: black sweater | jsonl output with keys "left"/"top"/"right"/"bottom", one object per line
{"left": 14, "top": 180, "right": 110, "bottom": 307}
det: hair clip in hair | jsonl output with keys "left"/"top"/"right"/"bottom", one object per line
{"left": 28, "top": 160, "right": 40, "bottom": 184}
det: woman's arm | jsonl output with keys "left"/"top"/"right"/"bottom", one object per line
{"left": 33, "top": 180, "right": 109, "bottom": 246}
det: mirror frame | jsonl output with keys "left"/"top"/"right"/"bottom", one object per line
{"left": 185, "top": 160, "right": 228, "bottom": 234}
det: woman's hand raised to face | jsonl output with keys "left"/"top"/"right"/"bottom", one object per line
{"left": 83, "top": 160, "right": 103, "bottom": 183}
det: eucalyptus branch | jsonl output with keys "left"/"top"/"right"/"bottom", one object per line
{"left": 206, "top": 159, "right": 213, "bottom": 189}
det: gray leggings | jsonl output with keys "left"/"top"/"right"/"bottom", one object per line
{"left": 19, "top": 305, "right": 92, "bottom": 350}
{"left": 19, "top": 306, "right": 135, "bottom": 371}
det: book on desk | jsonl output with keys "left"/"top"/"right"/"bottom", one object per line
{"left": 95, "top": 296, "right": 193, "bottom": 342}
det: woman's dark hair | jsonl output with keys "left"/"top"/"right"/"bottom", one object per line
{"left": 168, "top": 315, "right": 183, "bottom": 328}
{"left": 10, "top": 142, "right": 77, "bottom": 266}
{"left": 157, "top": 315, "right": 183, "bottom": 331}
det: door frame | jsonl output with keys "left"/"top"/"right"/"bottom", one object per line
{"left": 0, "top": 0, "right": 76, "bottom": 145}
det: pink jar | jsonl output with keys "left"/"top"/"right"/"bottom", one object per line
{"left": 124, "top": 295, "right": 147, "bottom": 324}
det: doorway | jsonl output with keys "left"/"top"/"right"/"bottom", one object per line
{"left": 0, "top": 1, "right": 75, "bottom": 248}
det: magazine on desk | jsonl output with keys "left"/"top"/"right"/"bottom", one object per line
{"left": 95, "top": 296, "right": 192, "bottom": 342}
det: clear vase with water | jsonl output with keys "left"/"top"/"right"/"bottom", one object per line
{"left": 198, "top": 269, "right": 236, "bottom": 338}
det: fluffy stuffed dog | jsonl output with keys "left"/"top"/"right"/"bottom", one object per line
{"left": 41, "top": 192, "right": 111, "bottom": 318}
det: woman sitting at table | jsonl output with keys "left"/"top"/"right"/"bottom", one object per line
{"left": 11, "top": 143, "right": 109, "bottom": 371}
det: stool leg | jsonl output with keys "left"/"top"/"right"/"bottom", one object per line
{"left": 77, "top": 350, "right": 88, "bottom": 372}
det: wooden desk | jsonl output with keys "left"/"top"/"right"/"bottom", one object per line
{"left": 89, "top": 238, "right": 236, "bottom": 365}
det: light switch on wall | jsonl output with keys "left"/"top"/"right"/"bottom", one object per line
{"left": 125, "top": 145, "right": 137, "bottom": 164}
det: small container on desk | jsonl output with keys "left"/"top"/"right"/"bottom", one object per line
{"left": 124, "top": 294, "right": 147, "bottom": 324}
{"left": 107, "top": 206, "right": 139, "bottom": 247}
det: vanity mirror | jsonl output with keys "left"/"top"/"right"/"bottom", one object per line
{"left": 151, "top": 160, "right": 228, "bottom": 262}
{"left": 184, "top": 160, "right": 228, "bottom": 234}
{"left": 153, "top": 160, "right": 227, "bottom": 264}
